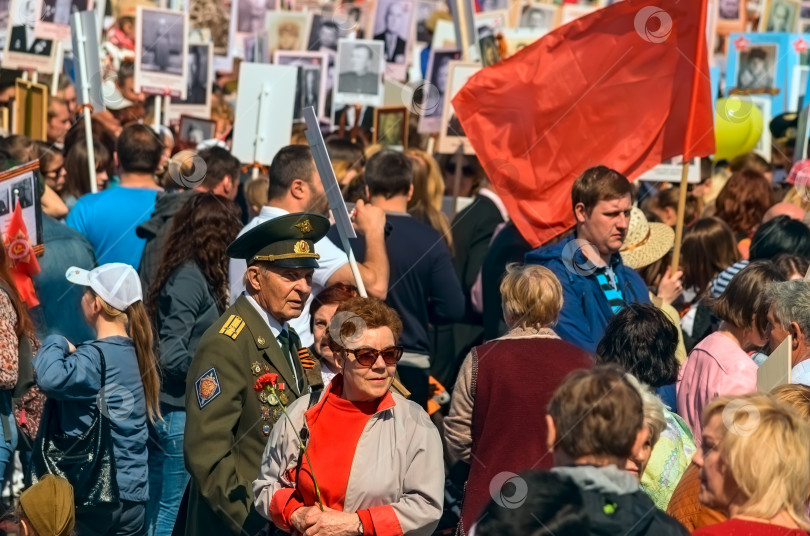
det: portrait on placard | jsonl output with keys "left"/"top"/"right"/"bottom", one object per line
{"left": 373, "top": 106, "right": 408, "bottom": 148}
{"left": 169, "top": 42, "right": 212, "bottom": 122}
{"left": 308, "top": 13, "right": 348, "bottom": 52}
{"left": 274, "top": 50, "right": 328, "bottom": 120}
{"left": 334, "top": 38, "right": 384, "bottom": 106}
{"left": 417, "top": 48, "right": 461, "bottom": 133}
{"left": 764, "top": 0, "right": 800, "bottom": 31}
{"left": 790, "top": 64, "right": 808, "bottom": 110}
{"left": 717, "top": 0, "right": 745, "bottom": 32}
{"left": 2, "top": 0, "right": 58, "bottom": 73}
{"left": 333, "top": 1, "right": 366, "bottom": 37}
{"left": 518, "top": 3, "right": 556, "bottom": 33}
{"left": 437, "top": 61, "right": 480, "bottom": 154}
{"left": 478, "top": 35, "right": 500, "bottom": 67}
{"left": 736, "top": 45, "right": 777, "bottom": 91}
{"left": 372, "top": 0, "right": 413, "bottom": 65}
{"left": 189, "top": 0, "right": 230, "bottom": 56}
{"left": 237, "top": 0, "right": 277, "bottom": 34}
{"left": 35, "top": 0, "right": 92, "bottom": 40}
{"left": 267, "top": 11, "right": 311, "bottom": 55}
{"left": 750, "top": 96, "right": 773, "bottom": 161}
{"left": 0, "top": 163, "right": 43, "bottom": 250}
{"left": 179, "top": 115, "right": 216, "bottom": 146}
{"left": 414, "top": 0, "right": 440, "bottom": 43}
{"left": 244, "top": 31, "right": 269, "bottom": 62}
{"left": 559, "top": 4, "right": 596, "bottom": 26}
{"left": 134, "top": 6, "right": 188, "bottom": 97}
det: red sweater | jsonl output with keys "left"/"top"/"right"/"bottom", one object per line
{"left": 693, "top": 519, "right": 810, "bottom": 536}
{"left": 270, "top": 385, "right": 398, "bottom": 535}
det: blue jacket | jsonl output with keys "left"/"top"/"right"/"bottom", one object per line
{"left": 34, "top": 335, "right": 149, "bottom": 503}
{"left": 524, "top": 234, "right": 650, "bottom": 354}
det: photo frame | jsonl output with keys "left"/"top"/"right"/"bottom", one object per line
{"left": 2, "top": 0, "right": 59, "bottom": 73}
{"left": 168, "top": 42, "right": 213, "bottom": 123}
{"left": 274, "top": 50, "right": 328, "bottom": 121}
{"left": 726, "top": 32, "right": 791, "bottom": 117}
{"left": 749, "top": 95, "right": 773, "bottom": 161}
{"left": 637, "top": 157, "right": 701, "bottom": 183}
{"left": 437, "top": 60, "right": 480, "bottom": 154}
{"left": 515, "top": 3, "right": 557, "bottom": 35}
{"left": 266, "top": 11, "right": 311, "bottom": 56}
{"left": 34, "top": 0, "right": 94, "bottom": 41}
{"left": 134, "top": 6, "right": 189, "bottom": 98}
{"left": 0, "top": 161, "right": 43, "bottom": 253}
{"left": 332, "top": 1, "right": 367, "bottom": 39}
{"left": 13, "top": 79, "right": 47, "bottom": 140}
{"left": 187, "top": 0, "right": 231, "bottom": 62}
{"left": 307, "top": 12, "right": 348, "bottom": 53}
{"left": 790, "top": 63, "right": 809, "bottom": 110}
{"left": 373, "top": 105, "right": 408, "bottom": 148}
{"left": 370, "top": 0, "right": 414, "bottom": 81}
{"left": 716, "top": 0, "right": 745, "bottom": 33}
{"left": 414, "top": 0, "right": 442, "bottom": 44}
{"left": 333, "top": 38, "right": 384, "bottom": 107}
{"left": 178, "top": 114, "right": 216, "bottom": 146}
{"left": 418, "top": 47, "right": 461, "bottom": 133}
{"left": 244, "top": 31, "right": 269, "bottom": 63}
{"left": 763, "top": 0, "right": 801, "bottom": 32}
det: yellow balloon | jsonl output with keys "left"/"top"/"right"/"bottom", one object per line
{"left": 714, "top": 97, "right": 764, "bottom": 161}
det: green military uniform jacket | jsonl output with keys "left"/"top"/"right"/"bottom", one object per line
{"left": 180, "top": 295, "right": 322, "bottom": 536}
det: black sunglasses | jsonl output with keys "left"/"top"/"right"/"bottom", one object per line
{"left": 344, "top": 346, "right": 404, "bottom": 367}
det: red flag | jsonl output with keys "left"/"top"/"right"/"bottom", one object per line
{"left": 453, "top": 0, "right": 714, "bottom": 248}
{"left": 4, "top": 202, "right": 40, "bottom": 307}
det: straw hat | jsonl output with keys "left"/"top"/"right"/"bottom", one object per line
{"left": 620, "top": 207, "right": 675, "bottom": 270}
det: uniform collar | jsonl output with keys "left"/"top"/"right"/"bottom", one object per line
{"left": 244, "top": 293, "right": 289, "bottom": 340}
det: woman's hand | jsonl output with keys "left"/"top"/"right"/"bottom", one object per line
{"left": 302, "top": 507, "right": 363, "bottom": 536}
{"left": 656, "top": 266, "right": 684, "bottom": 305}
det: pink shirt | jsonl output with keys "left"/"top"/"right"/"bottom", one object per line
{"left": 677, "top": 331, "right": 758, "bottom": 444}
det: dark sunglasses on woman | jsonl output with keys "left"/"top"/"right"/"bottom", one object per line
{"left": 344, "top": 346, "right": 404, "bottom": 367}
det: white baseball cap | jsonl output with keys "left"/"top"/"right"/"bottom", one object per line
{"left": 65, "top": 264, "right": 143, "bottom": 311}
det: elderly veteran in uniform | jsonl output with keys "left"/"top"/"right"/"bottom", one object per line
{"left": 253, "top": 297, "right": 444, "bottom": 536}
{"left": 181, "top": 213, "right": 328, "bottom": 536}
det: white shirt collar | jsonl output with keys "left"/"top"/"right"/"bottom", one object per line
{"left": 244, "top": 293, "right": 288, "bottom": 339}
{"left": 258, "top": 205, "right": 290, "bottom": 220}
{"left": 478, "top": 187, "right": 510, "bottom": 222}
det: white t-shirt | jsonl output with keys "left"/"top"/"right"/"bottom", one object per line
{"left": 228, "top": 206, "right": 347, "bottom": 347}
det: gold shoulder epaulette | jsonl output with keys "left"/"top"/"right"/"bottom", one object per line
{"left": 218, "top": 315, "right": 245, "bottom": 340}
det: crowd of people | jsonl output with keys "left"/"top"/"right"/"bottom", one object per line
{"left": 1, "top": 1, "right": 810, "bottom": 535}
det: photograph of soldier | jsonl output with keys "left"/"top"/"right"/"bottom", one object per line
{"left": 336, "top": 39, "right": 383, "bottom": 97}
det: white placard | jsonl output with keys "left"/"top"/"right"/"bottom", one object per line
{"left": 134, "top": 6, "right": 189, "bottom": 98}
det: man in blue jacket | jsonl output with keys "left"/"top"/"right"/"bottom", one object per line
{"left": 525, "top": 166, "right": 649, "bottom": 353}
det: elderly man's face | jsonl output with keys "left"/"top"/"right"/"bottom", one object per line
{"left": 385, "top": 3, "right": 403, "bottom": 30}
{"left": 248, "top": 264, "right": 314, "bottom": 323}
{"left": 766, "top": 305, "right": 790, "bottom": 353}
{"left": 350, "top": 46, "right": 371, "bottom": 74}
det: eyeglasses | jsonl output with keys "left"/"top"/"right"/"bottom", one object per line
{"left": 43, "top": 167, "right": 63, "bottom": 179}
{"left": 344, "top": 346, "right": 404, "bottom": 367}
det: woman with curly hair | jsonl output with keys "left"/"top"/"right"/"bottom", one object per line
{"left": 145, "top": 193, "right": 242, "bottom": 536}
{"left": 714, "top": 169, "right": 776, "bottom": 258}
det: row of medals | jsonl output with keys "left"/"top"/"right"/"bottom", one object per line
{"left": 252, "top": 361, "right": 290, "bottom": 436}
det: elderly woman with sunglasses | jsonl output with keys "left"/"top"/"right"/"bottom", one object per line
{"left": 253, "top": 297, "right": 444, "bottom": 536}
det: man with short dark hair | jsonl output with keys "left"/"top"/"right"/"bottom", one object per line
{"left": 67, "top": 124, "right": 163, "bottom": 267}
{"left": 546, "top": 366, "right": 688, "bottom": 535}
{"left": 137, "top": 146, "right": 242, "bottom": 288}
{"left": 525, "top": 165, "right": 649, "bottom": 353}
{"left": 229, "top": 145, "right": 389, "bottom": 347}
{"left": 329, "top": 149, "right": 464, "bottom": 406}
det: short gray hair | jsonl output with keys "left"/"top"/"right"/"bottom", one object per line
{"left": 768, "top": 280, "right": 810, "bottom": 335}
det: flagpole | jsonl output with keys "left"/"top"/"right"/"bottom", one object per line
{"left": 670, "top": 161, "right": 690, "bottom": 272}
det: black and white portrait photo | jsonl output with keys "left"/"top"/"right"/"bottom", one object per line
{"left": 190, "top": 0, "right": 230, "bottom": 56}
{"left": 10, "top": 178, "right": 33, "bottom": 210}
{"left": 335, "top": 39, "right": 384, "bottom": 101}
{"left": 40, "top": 0, "right": 89, "bottom": 26}
{"left": 718, "top": 0, "right": 740, "bottom": 19}
{"left": 765, "top": 0, "right": 800, "bottom": 31}
{"left": 173, "top": 43, "right": 210, "bottom": 105}
{"left": 519, "top": 4, "right": 556, "bottom": 33}
{"left": 237, "top": 0, "right": 276, "bottom": 34}
{"left": 243, "top": 32, "right": 269, "bottom": 62}
{"left": 179, "top": 116, "right": 216, "bottom": 145}
{"left": 308, "top": 15, "right": 342, "bottom": 52}
{"left": 140, "top": 10, "right": 184, "bottom": 75}
{"left": 415, "top": 1, "right": 440, "bottom": 43}
{"left": 267, "top": 12, "right": 310, "bottom": 54}
{"left": 7, "top": 0, "right": 53, "bottom": 56}
{"left": 274, "top": 51, "right": 327, "bottom": 119}
{"left": 736, "top": 45, "right": 777, "bottom": 91}
{"left": 372, "top": 0, "right": 412, "bottom": 64}
{"left": 0, "top": 190, "right": 10, "bottom": 217}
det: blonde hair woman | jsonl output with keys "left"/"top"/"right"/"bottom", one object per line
{"left": 445, "top": 263, "right": 594, "bottom": 534}
{"left": 692, "top": 393, "right": 810, "bottom": 535}
{"left": 405, "top": 149, "right": 452, "bottom": 251}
